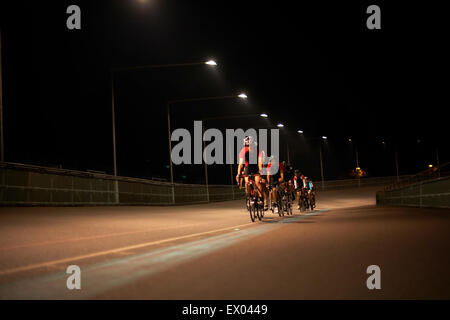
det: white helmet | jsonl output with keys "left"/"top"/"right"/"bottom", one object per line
{"left": 243, "top": 136, "right": 257, "bottom": 147}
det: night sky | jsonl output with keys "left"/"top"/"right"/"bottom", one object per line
{"left": 0, "top": 1, "right": 448, "bottom": 184}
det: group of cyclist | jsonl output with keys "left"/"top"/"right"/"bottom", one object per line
{"left": 236, "top": 136, "right": 316, "bottom": 215}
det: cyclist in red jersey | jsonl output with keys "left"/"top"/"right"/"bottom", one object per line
{"left": 235, "top": 136, "right": 264, "bottom": 201}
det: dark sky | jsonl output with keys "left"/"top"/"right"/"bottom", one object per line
{"left": 0, "top": 1, "right": 448, "bottom": 184}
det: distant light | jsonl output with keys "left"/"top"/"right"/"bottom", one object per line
{"left": 356, "top": 167, "right": 361, "bottom": 171}
{"left": 322, "top": 136, "right": 327, "bottom": 140}
{"left": 277, "top": 123, "right": 284, "bottom": 128}
{"left": 260, "top": 113, "right": 268, "bottom": 118}
{"left": 348, "top": 138, "right": 352, "bottom": 142}
{"left": 428, "top": 164, "right": 433, "bottom": 168}
{"left": 238, "top": 93, "right": 248, "bottom": 99}
{"left": 297, "top": 130, "right": 303, "bottom": 134}
{"left": 382, "top": 141, "right": 385, "bottom": 144}
{"left": 205, "top": 60, "right": 217, "bottom": 66}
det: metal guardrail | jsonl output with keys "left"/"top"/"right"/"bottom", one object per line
{"left": 0, "top": 161, "right": 419, "bottom": 207}
{"left": 0, "top": 162, "right": 245, "bottom": 206}
{"left": 376, "top": 176, "right": 450, "bottom": 209}
{"left": 320, "top": 175, "right": 414, "bottom": 191}
{"left": 383, "top": 162, "right": 450, "bottom": 192}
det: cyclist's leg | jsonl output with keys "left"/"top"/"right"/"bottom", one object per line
{"left": 254, "top": 175, "right": 263, "bottom": 198}
{"left": 260, "top": 177, "right": 268, "bottom": 209}
{"left": 272, "top": 183, "right": 278, "bottom": 204}
{"left": 244, "top": 176, "right": 249, "bottom": 196}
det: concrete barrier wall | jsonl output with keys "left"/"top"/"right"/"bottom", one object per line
{"left": 376, "top": 177, "right": 450, "bottom": 209}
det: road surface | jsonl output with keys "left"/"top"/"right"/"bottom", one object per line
{"left": 1, "top": 186, "right": 449, "bottom": 299}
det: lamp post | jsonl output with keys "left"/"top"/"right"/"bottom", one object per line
{"left": 395, "top": 151, "right": 399, "bottom": 182}
{"left": 0, "top": 29, "right": 4, "bottom": 163}
{"left": 436, "top": 148, "right": 440, "bottom": 178}
{"left": 110, "top": 60, "right": 217, "bottom": 203}
{"left": 319, "top": 136, "right": 327, "bottom": 191}
{"left": 167, "top": 93, "right": 248, "bottom": 203}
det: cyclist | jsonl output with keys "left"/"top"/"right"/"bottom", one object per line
{"left": 293, "top": 170, "right": 303, "bottom": 210}
{"left": 235, "top": 136, "right": 264, "bottom": 204}
{"left": 283, "top": 162, "right": 295, "bottom": 201}
{"left": 306, "top": 178, "right": 316, "bottom": 209}
{"left": 258, "top": 150, "right": 270, "bottom": 210}
{"left": 294, "top": 171, "right": 307, "bottom": 210}
{"left": 267, "top": 155, "right": 284, "bottom": 213}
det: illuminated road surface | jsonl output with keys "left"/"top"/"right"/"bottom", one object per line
{"left": 0, "top": 186, "right": 449, "bottom": 299}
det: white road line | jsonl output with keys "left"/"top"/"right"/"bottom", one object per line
{"left": 0, "top": 221, "right": 255, "bottom": 276}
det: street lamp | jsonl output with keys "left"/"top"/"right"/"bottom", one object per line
{"left": 297, "top": 130, "right": 303, "bottom": 134}
{"left": 238, "top": 93, "right": 248, "bottom": 99}
{"left": 277, "top": 123, "right": 284, "bottom": 128}
{"left": 260, "top": 113, "right": 268, "bottom": 118}
{"left": 110, "top": 59, "right": 216, "bottom": 203}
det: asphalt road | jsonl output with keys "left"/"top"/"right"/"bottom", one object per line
{"left": 0, "top": 186, "right": 449, "bottom": 299}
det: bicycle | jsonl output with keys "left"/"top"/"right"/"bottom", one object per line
{"left": 268, "top": 183, "right": 283, "bottom": 216}
{"left": 299, "top": 188, "right": 309, "bottom": 212}
{"left": 309, "top": 190, "right": 316, "bottom": 210}
{"left": 276, "top": 183, "right": 292, "bottom": 216}
{"left": 240, "top": 174, "right": 263, "bottom": 222}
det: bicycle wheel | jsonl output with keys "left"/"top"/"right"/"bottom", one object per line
{"left": 246, "top": 196, "right": 251, "bottom": 212}
{"left": 280, "top": 197, "right": 286, "bottom": 216}
{"left": 300, "top": 192, "right": 305, "bottom": 212}
{"left": 259, "top": 196, "right": 265, "bottom": 219}
{"left": 289, "top": 200, "right": 293, "bottom": 215}
{"left": 250, "top": 202, "right": 256, "bottom": 222}
{"left": 277, "top": 202, "right": 282, "bottom": 216}
{"left": 257, "top": 202, "right": 262, "bottom": 221}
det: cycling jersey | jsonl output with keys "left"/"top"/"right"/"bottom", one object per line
{"left": 293, "top": 176, "right": 301, "bottom": 189}
{"left": 267, "top": 162, "right": 284, "bottom": 184}
{"left": 284, "top": 165, "right": 294, "bottom": 182}
{"left": 239, "top": 146, "right": 263, "bottom": 175}
{"left": 307, "top": 181, "right": 314, "bottom": 190}
{"left": 294, "top": 175, "right": 307, "bottom": 189}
